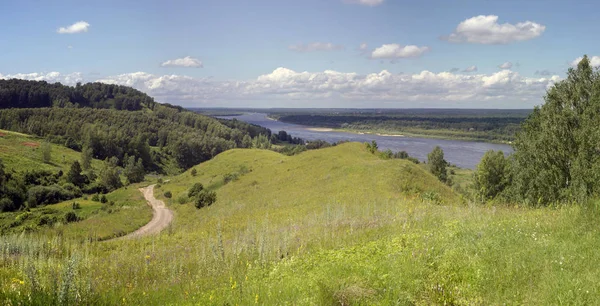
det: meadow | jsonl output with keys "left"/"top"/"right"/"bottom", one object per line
{"left": 1, "top": 143, "right": 600, "bottom": 305}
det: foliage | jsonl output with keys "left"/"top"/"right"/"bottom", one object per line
{"left": 100, "top": 195, "right": 108, "bottom": 204}
{"left": 194, "top": 190, "right": 217, "bottom": 208}
{"left": 365, "top": 140, "right": 378, "bottom": 154}
{"left": 98, "top": 159, "right": 122, "bottom": 191}
{"left": 26, "top": 185, "right": 76, "bottom": 208}
{"left": 306, "top": 140, "right": 331, "bottom": 150}
{"left": 187, "top": 183, "right": 204, "bottom": 198}
{"left": 473, "top": 150, "right": 510, "bottom": 200}
{"left": 252, "top": 134, "right": 272, "bottom": 149}
{"left": 510, "top": 55, "right": 600, "bottom": 205}
{"left": 63, "top": 211, "right": 78, "bottom": 223}
{"left": 190, "top": 168, "right": 197, "bottom": 176}
{"left": 0, "top": 79, "right": 155, "bottom": 110}
{"left": 80, "top": 145, "right": 93, "bottom": 171}
{"left": 66, "top": 161, "right": 86, "bottom": 187}
{"left": 41, "top": 140, "right": 52, "bottom": 163}
{"left": 164, "top": 191, "right": 172, "bottom": 199}
{"left": 428, "top": 146, "right": 448, "bottom": 183}
{"left": 123, "top": 155, "right": 145, "bottom": 184}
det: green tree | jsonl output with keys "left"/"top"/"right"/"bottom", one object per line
{"left": 428, "top": 146, "right": 448, "bottom": 183}
{"left": 473, "top": 150, "right": 510, "bottom": 200}
{"left": 41, "top": 140, "right": 51, "bottom": 163}
{"left": 510, "top": 55, "right": 600, "bottom": 204}
{"left": 188, "top": 183, "right": 204, "bottom": 198}
{"left": 66, "top": 160, "right": 85, "bottom": 187}
{"left": 123, "top": 155, "right": 145, "bottom": 184}
{"left": 99, "top": 159, "right": 122, "bottom": 191}
{"left": 194, "top": 190, "right": 216, "bottom": 208}
{"left": 365, "top": 140, "right": 378, "bottom": 154}
{"left": 81, "top": 145, "right": 93, "bottom": 171}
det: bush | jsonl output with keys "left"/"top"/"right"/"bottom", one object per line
{"left": 188, "top": 183, "right": 204, "bottom": 198}
{"left": 177, "top": 195, "right": 188, "bottom": 204}
{"left": 100, "top": 195, "right": 108, "bottom": 203}
{"left": 223, "top": 173, "right": 239, "bottom": 184}
{"left": 37, "top": 215, "right": 56, "bottom": 226}
{"left": 72, "top": 202, "right": 81, "bottom": 210}
{"left": 194, "top": 190, "right": 216, "bottom": 208}
{"left": 82, "top": 182, "right": 108, "bottom": 195}
{"left": 164, "top": 191, "right": 172, "bottom": 198}
{"left": 64, "top": 211, "right": 78, "bottom": 223}
{"left": 26, "top": 185, "right": 75, "bottom": 208}
{"left": 61, "top": 183, "right": 83, "bottom": 198}
{"left": 473, "top": 150, "right": 510, "bottom": 201}
{"left": 191, "top": 168, "right": 197, "bottom": 176}
{"left": 91, "top": 194, "right": 100, "bottom": 202}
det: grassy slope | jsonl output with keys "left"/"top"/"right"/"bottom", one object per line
{"left": 0, "top": 129, "right": 152, "bottom": 240}
{"left": 1, "top": 143, "right": 600, "bottom": 305}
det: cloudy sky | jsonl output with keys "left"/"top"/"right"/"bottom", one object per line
{"left": 1, "top": 0, "right": 598, "bottom": 108}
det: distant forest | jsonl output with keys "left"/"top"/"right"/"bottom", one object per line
{"left": 0, "top": 79, "right": 155, "bottom": 110}
{"left": 270, "top": 111, "right": 530, "bottom": 142}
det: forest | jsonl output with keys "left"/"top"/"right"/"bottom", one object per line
{"left": 269, "top": 109, "right": 530, "bottom": 142}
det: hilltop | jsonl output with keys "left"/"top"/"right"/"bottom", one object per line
{"left": 7, "top": 143, "right": 600, "bottom": 304}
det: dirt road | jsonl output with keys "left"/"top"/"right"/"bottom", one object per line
{"left": 118, "top": 184, "right": 173, "bottom": 239}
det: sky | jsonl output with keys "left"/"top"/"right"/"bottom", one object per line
{"left": 1, "top": 0, "right": 599, "bottom": 108}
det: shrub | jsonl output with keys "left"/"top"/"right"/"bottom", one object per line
{"left": 223, "top": 172, "right": 239, "bottom": 184}
{"left": 188, "top": 183, "right": 204, "bottom": 198}
{"left": 61, "top": 183, "right": 83, "bottom": 198}
{"left": 191, "top": 168, "right": 197, "bottom": 176}
{"left": 164, "top": 191, "right": 172, "bottom": 198}
{"left": 473, "top": 150, "right": 510, "bottom": 201}
{"left": 428, "top": 146, "right": 448, "bottom": 183}
{"left": 82, "top": 182, "right": 108, "bottom": 195}
{"left": 100, "top": 195, "right": 108, "bottom": 203}
{"left": 64, "top": 211, "right": 78, "bottom": 223}
{"left": 177, "top": 195, "right": 188, "bottom": 204}
{"left": 194, "top": 190, "right": 217, "bottom": 208}
{"left": 72, "top": 202, "right": 81, "bottom": 210}
{"left": 91, "top": 194, "right": 100, "bottom": 202}
{"left": 26, "top": 185, "right": 75, "bottom": 208}
{"left": 38, "top": 215, "right": 56, "bottom": 226}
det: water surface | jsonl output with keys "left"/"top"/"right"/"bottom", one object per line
{"left": 218, "top": 113, "right": 513, "bottom": 169}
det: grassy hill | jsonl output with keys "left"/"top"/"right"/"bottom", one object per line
{"left": 1, "top": 143, "right": 600, "bottom": 304}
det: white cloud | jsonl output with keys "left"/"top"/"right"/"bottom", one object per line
{"left": 570, "top": 56, "right": 600, "bottom": 67}
{"left": 57, "top": 21, "right": 90, "bottom": 34}
{"left": 67, "top": 45, "right": 73, "bottom": 49}
{"left": 0, "top": 72, "right": 84, "bottom": 85}
{"left": 498, "top": 62, "right": 513, "bottom": 69}
{"left": 2, "top": 68, "right": 561, "bottom": 107}
{"left": 289, "top": 42, "right": 344, "bottom": 52}
{"left": 161, "top": 56, "right": 203, "bottom": 68}
{"left": 358, "top": 43, "right": 368, "bottom": 51}
{"left": 371, "top": 44, "right": 430, "bottom": 59}
{"left": 443, "top": 15, "right": 545, "bottom": 44}
{"left": 463, "top": 66, "right": 478, "bottom": 72}
{"left": 535, "top": 70, "right": 552, "bottom": 76}
{"left": 343, "top": 0, "right": 384, "bottom": 6}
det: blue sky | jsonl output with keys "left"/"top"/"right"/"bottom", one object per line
{"left": 1, "top": 0, "right": 598, "bottom": 108}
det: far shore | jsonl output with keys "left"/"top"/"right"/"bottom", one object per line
{"left": 306, "top": 127, "right": 334, "bottom": 132}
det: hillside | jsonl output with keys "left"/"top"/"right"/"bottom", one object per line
{"left": 7, "top": 143, "right": 600, "bottom": 304}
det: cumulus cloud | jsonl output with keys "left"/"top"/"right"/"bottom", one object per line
{"left": 443, "top": 15, "right": 545, "bottom": 44}
{"left": 2, "top": 67, "right": 561, "bottom": 107}
{"left": 57, "top": 21, "right": 90, "bottom": 34}
{"left": 0, "top": 72, "right": 84, "bottom": 85}
{"left": 289, "top": 42, "right": 344, "bottom": 52}
{"left": 570, "top": 56, "right": 600, "bottom": 67}
{"left": 161, "top": 56, "right": 203, "bottom": 68}
{"left": 498, "top": 62, "right": 513, "bottom": 69}
{"left": 463, "top": 66, "right": 478, "bottom": 72}
{"left": 343, "top": 0, "right": 384, "bottom": 6}
{"left": 371, "top": 44, "right": 430, "bottom": 59}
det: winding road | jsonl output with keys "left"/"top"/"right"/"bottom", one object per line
{"left": 117, "top": 184, "right": 174, "bottom": 240}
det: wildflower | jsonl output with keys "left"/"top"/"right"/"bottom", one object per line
{"left": 231, "top": 281, "right": 237, "bottom": 290}
{"left": 255, "top": 294, "right": 259, "bottom": 304}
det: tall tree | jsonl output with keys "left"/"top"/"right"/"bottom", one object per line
{"left": 66, "top": 161, "right": 86, "bottom": 187}
{"left": 81, "top": 145, "right": 93, "bottom": 171}
{"left": 510, "top": 55, "right": 600, "bottom": 204}
{"left": 428, "top": 146, "right": 448, "bottom": 183}
{"left": 99, "top": 159, "right": 123, "bottom": 191}
{"left": 41, "top": 140, "right": 52, "bottom": 164}
{"left": 473, "top": 150, "right": 510, "bottom": 200}
{"left": 123, "top": 155, "right": 145, "bottom": 184}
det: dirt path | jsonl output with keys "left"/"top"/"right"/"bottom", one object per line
{"left": 118, "top": 184, "right": 173, "bottom": 240}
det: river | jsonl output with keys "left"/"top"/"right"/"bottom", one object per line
{"left": 217, "top": 113, "right": 513, "bottom": 169}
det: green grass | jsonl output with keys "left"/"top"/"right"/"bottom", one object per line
{"left": 0, "top": 129, "right": 103, "bottom": 173}
{"left": 1, "top": 143, "right": 600, "bottom": 304}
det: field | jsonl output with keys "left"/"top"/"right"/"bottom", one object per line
{"left": 1, "top": 143, "right": 600, "bottom": 304}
